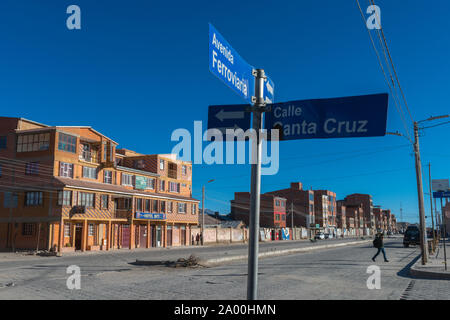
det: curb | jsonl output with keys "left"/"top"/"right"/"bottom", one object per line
{"left": 201, "top": 239, "right": 372, "bottom": 266}
{"left": 410, "top": 259, "right": 450, "bottom": 280}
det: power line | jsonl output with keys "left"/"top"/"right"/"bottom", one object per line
{"left": 355, "top": 0, "right": 413, "bottom": 143}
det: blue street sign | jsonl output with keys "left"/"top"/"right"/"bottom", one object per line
{"left": 208, "top": 104, "right": 251, "bottom": 134}
{"left": 135, "top": 212, "right": 166, "bottom": 220}
{"left": 209, "top": 23, "right": 255, "bottom": 103}
{"left": 265, "top": 93, "right": 388, "bottom": 140}
{"left": 433, "top": 191, "right": 450, "bottom": 199}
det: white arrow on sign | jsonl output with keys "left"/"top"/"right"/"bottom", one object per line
{"left": 216, "top": 109, "right": 245, "bottom": 122}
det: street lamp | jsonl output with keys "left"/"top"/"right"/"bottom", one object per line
{"left": 201, "top": 179, "right": 215, "bottom": 245}
{"left": 386, "top": 113, "right": 450, "bottom": 265}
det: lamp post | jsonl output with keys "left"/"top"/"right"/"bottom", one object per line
{"left": 201, "top": 179, "right": 215, "bottom": 245}
{"left": 387, "top": 113, "right": 450, "bottom": 265}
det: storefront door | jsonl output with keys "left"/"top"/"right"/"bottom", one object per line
{"left": 75, "top": 224, "right": 83, "bottom": 250}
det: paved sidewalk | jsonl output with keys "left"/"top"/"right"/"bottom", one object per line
{"left": 410, "top": 240, "right": 450, "bottom": 279}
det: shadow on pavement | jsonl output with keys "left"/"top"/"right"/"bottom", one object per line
{"left": 396, "top": 254, "right": 421, "bottom": 279}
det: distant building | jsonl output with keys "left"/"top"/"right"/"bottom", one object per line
{"left": 336, "top": 200, "right": 346, "bottom": 231}
{"left": 265, "top": 182, "right": 315, "bottom": 229}
{"left": 344, "top": 194, "right": 374, "bottom": 235}
{"left": 231, "top": 192, "right": 287, "bottom": 228}
{"left": 314, "top": 189, "right": 337, "bottom": 235}
{"left": 345, "top": 204, "right": 365, "bottom": 236}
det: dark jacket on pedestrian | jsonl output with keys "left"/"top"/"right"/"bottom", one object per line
{"left": 373, "top": 234, "right": 384, "bottom": 248}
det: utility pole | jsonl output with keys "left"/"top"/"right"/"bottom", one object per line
{"left": 290, "top": 202, "right": 296, "bottom": 240}
{"left": 400, "top": 203, "right": 403, "bottom": 233}
{"left": 247, "top": 69, "right": 265, "bottom": 300}
{"left": 427, "top": 163, "right": 436, "bottom": 247}
{"left": 201, "top": 179, "right": 215, "bottom": 246}
{"left": 201, "top": 186, "right": 205, "bottom": 245}
{"left": 413, "top": 121, "right": 428, "bottom": 264}
{"left": 440, "top": 198, "right": 447, "bottom": 271}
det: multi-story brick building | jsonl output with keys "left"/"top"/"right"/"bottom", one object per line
{"left": 382, "top": 209, "right": 392, "bottom": 233}
{"left": 230, "top": 192, "right": 287, "bottom": 228}
{"left": 344, "top": 194, "right": 374, "bottom": 235}
{"left": 336, "top": 200, "right": 346, "bottom": 234}
{"left": 0, "top": 117, "right": 200, "bottom": 253}
{"left": 314, "top": 189, "right": 337, "bottom": 236}
{"left": 265, "top": 182, "right": 315, "bottom": 230}
{"left": 345, "top": 204, "right": 365, "bottom": 236}
{"left": 373, "top": 207, "right": 384, "bottom": 231}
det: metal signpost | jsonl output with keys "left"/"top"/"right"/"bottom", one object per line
{"left": 433, "top": 191, "right": 448, "bottom": 271}
{"left": 209, "top": 24, "right": 273, "bottom": 300}
{"left": 208, "top": 24, "right": 389, "bottom": 300}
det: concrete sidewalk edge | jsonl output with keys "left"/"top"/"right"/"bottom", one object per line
{"left": 201, "top": 239, "right": 372, "bottom": 266}
{"left": 410, "top": 257, "right": 450, "bottom": 280}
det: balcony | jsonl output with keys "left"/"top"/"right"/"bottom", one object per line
{"left": 79, "top": 150, "right": 99, "bottom": 164}
{"left": 113, "top": 209, "right": 131, "bottom": 219}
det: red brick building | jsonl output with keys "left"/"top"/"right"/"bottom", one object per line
{"left": 265, "top": 182, "right": 315, "bottom": 229}
{"left": 0, "top": 117, "right": 200, "bottom": 253}
{"left": 344, "top": 194, "right": 374, "bottom": 235}
{"left": 230, "top": 192, "right": 287, "bottom": 228}
{"left": 336, "top": 200, "right": 346, "bottom": 232}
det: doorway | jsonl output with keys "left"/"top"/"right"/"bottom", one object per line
{"left": 75, "top": 224, "right": 83, "bottom": 250}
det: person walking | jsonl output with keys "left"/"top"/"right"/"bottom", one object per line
{"left": 195, "top": 233, "right": 200, "bottom": 245}
{"left": 372, "top": 232, "right": 389, "bottom": 262}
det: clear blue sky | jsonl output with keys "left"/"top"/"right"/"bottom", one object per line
{"left": 1, "top": 0, "right": 449, "bottom": 225}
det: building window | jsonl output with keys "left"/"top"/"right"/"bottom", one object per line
{"left": 146, "top": 178, "right": 155, "bottom": 190}
{"left": 159, "top": 180, "right": 165, "bottom": 191}
{"left": 275, "top": 200, "right": 280, "bottom": 206}
{"left": 160, "top": 201, "right": 166, "bottom": 213}
{"left": 78, "top": 192, "right": 95, "bottom": 208}
{"left": 25, "top": 192, "right": 43, "bottom": 206}
{"left": 182, "top": 165, "right": 187, "bottom": 175}
{"left": 169, "top": 182, "right": 180, "bottom": 193}
{"left": 145, "top": 199, "right": 151, "bottom": 212}
{"left": 88, "top": 224, "right": 95, "bottom": 236}
{"left": 0, "top": 136, "right": 6, "bottom": 149}
{"left": 82, "top": 166, "right": 97, "bottom": 179}
{"left": 275, "top": 214, "right": 280, "bottom": 221}
{"left": 58, "top": 190, "right": 72, "bottom": 206}
{"left": 64, "top": 223, "right": 71, "bottom": 237}
{"left": 309, "top": 204, "right": 314, "bottom": 212}
{"left": 122, "top": 173, "right": 133, "bottom": 186}
{"left": 168, "top": 202, "right": 173, "bottom": 213}
{"left": 101, "top": 195, "right": 109, "bottom": 209}
{"left": 192, "top": 204, "right": 197, "bottom": 215}
{"left": 153, "top": 200, "right": 158, "bottom": 212}
{"left": 178, "top": 202, "right": 186, "bottom": 214}
{"left": 309, "top": 193, "right": 314, "bottom": 201}
{"left": 22, "top": 223, "right": 34, "bottom": 236}
{"left": 134, "top": 159, "right": 144, "bottom": 169}
{"left": 25, "top": 162, "right": 39, "bottom": 175}
{"left": 159, "top": 159, "right": 164, "bottom": 170}
{"left": 58, "top": 133, "right": 77, "bottom": 153}
{"left": 136, "top": 198, "right": 143, "bottom": 211}
{"left": 17, "top": 133, "right": 50, "bottom": 152}
{"left": 59, "top": 162, "right": 74, "bottom": 178}
{"left": 281, "top": 214, "right": 286, "bottom": 221}
{"left": 103, "top": 143, "right": 107, "bottom": 161}
{"left": 104, "top": 170, "right": 112, "bottom": 184}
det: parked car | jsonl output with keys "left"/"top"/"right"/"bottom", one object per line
{"left": 315, "top": 232, "right": 325, "bottom": 240}
{"left": 403, "top": 226, "right": 420, "bottom": 247}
